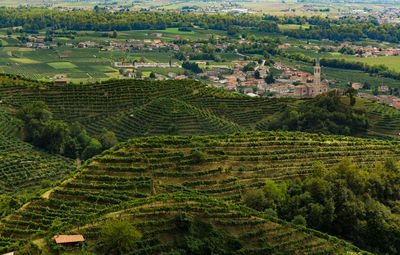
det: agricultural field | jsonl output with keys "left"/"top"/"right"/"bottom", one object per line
{"left": 0, "top": 131, "right": 385, "bottom": 254}
{"left": 0, "top": 27, "right": 232, "bottom": 83}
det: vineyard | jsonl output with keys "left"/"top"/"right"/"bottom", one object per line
{"left": 0, "top": 109, "right": 19, "bottom": 136}
{"left": 0, "top": 74, "right": 299, "bottom": 140}
{"left": 0, "top": 133, "right": 76, "bottom": 195}
{"left": 1, "top": 74, "right": 399, "bottom": 141}
{"left": 0, "top": 108, "right": 76, "bottom": 198}
{"left": 356, "top": 99, "right": 400, "bottom": 139}
{"left": 1, "top": 131, "right": 396, "bottom": 253}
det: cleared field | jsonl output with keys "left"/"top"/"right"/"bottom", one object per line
{"left": 347, "top": 56, "right": 400, "bottom": 72}
{"left": 278, "top": 24, "right": 310, "bottom": 30}
{"left": 47, "top": 61, "right": 77, "bottom": 69}
{"left": 154, "top": 27, "right": 195, "bottom": 35}
{"left": 9, "top": 58, "right": 39, "bottom": 64}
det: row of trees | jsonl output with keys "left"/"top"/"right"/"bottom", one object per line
{"left": 2, "top": 9, "right": 400, "bottom": 43}
{"left": 16, "top": 101, "right": 118, "bottom": 160}
{"left": 244, "top": 159, "right": 400, "bottom": 254}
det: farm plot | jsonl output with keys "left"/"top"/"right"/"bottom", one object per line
{"left": 47, "top": 62, "right": 77, "bottom": 69}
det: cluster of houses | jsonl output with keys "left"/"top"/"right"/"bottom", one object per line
{"left": 104, "top": 38, "right": 180, "bottom": 52}
{"left": 359, "top": 93, "right": 400, "bottom": 109}
{"left": 114, "top": 62, "right": 181, "bottom": 68}
{"left": 212, "top": 60, "right": 333, "bottom": 98}
{"left": 298, "top": 41, "right": 400, "bottom": 58}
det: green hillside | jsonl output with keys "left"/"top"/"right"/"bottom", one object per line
{"left": 0, "top": 108, "right": 76, "bottom": 219}
{"left": 82, "top": 97, "right": 243, "bottom": 140}
{"left": 0, "top": 109, "right": 20, "bottom": 136}
{"left": 2, "top": 131, "right": 397, "bottom": 254}
{"left": 355, "top": 99, "right": 400, "bottom": 139}
{"left": 1, "top": 74, "right": 399, "bottom": 141}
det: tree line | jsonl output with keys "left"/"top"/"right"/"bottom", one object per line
{"left": 263, "top": 91, "right": 369, "bottom": 136}
{"left": 2, "top": 8, "right": 400, "bottom": 43}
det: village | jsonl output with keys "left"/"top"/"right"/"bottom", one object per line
{"left": 295, "top": 41, "right": 400, "bottom": 58}
{"left": 5, "top": 30, "right": 400, "bottom": 110}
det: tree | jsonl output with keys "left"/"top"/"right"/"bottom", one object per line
{"left": 227, "top": 25, "right": 239, "bottom": 36}
{"left": 16, "top": 101, "right": 53, "bottom": 143}
{"left": 291, "top": 215, "right": 306, "bottom": 226}
{"left": 242, "top": 62, "right": 256, "bottom": 72}
{"left": 265, "top": 73, "right": 275, "bottom": 84}
{"left": 243, "top": 189, "right": 268, "bottom": 211}
{"left": 39, "top": 120, "right": 70, "bottom": 154}
{"left": 99, "top": 220, "right": 142, "bottom": 254}
{"left": 82, "top": 138, "right": 102, "bottom": 160}
{"left": 98, "top": 130, "right": 118, "bottom": 150}
{"left": 190, "top": 149, "right": 206, "bottom": 163}
{"left": 346, "top": 87, "right": 358, "bottom": 106}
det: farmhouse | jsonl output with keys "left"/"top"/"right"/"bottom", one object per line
{"left": 54, "top": 235, "right": 85, "bottom": 249}
{"left": 378, "top": 85, "right": 390, "bottom": 92}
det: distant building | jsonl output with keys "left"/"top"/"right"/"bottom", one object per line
{"left": 151, "top": 33, "right": 162, "bottom": 37}
{"left": 378, "top": 85, "right": 390, "bottom": 92}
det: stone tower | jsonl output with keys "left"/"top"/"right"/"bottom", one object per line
{"left": 314, "top": 57, "right": 321, "bottom": 87}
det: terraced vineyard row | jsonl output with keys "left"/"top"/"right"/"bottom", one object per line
{"left": 0, "top": 109, "right": 20, "bottom": 136}
{"left": 81, "top": 193, "right": 366, "bottom": 255}
{"left": 82, "top": 98, "right": 243, "bottom": 140}
{"left": 356, "top": 99, "right": 400, "bottom": 139}
{"left": 0, "top": 133, "right": 76, "bottom": 195}
{"left": 1, "top": 131, "right": 397, "bottom": 250}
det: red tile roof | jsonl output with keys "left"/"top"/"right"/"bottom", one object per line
{"left": 54, "top": 235, "right": 85, "bottom": 244}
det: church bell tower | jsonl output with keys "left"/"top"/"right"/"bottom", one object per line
{"left": 314, "top": 57, "right": 321, "bottom": 87}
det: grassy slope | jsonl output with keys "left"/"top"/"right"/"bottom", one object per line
{"left": 1, "top": 131, "right": 383, "bottom": 254}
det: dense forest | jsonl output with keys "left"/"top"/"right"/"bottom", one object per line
{"left": 265, "top": 91, "right": 369, "bottom": 136}
{"left": 244, "top": 159, "right": 400, "bottom": 254}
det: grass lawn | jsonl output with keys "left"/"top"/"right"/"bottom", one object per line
{"left": 154, "top": 27, "right": 195, "bottom": 35}
{"left": 48, "top": 62, "right": 78, "bottom": 69}
{"left": 278, "top": 24, "right": 310, "bottom": 30}
{"left": 345, "top": 56, "right": 400, "bottom": 73}
{"left": 10, "top": 58, "right": 40, "bottom": 64}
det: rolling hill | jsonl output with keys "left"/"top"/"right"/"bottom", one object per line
{"left": 2, "top": 131, "right": 397, "bottom": 254}
{"left": 1, "top": 74, "right": 399, "bottom": 141}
